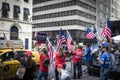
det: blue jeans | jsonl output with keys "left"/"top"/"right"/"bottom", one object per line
{"left": 73, "top": 61, "right": 82, "bottom": 78}
{"left": 37, "top": 70, "right": 48, "bottom": 80}
{"left": 100, "top": 68, "right": 109, "bottom": 80}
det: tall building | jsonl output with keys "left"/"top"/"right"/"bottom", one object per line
{"left": 96, "top": 0, "right": 111, "bottom": 27}
{"left": 0, "top": 0, "right": 33, "bottom": 50}
{"left": 32, "top": 0, "right": 96, "bottom": 41}
{"left": 111, "top": 0, "right": 120, "bottom": 20}
{"left": 110, "top": 0, "right": 120, "bottom": 36}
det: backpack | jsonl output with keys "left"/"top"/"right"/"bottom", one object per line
{"left": 42, "top": 56, "right": 50, "bottom": 67}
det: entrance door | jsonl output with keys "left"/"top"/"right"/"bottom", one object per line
{"left": 25, "top": 38, "right": 29, "bottom": 49}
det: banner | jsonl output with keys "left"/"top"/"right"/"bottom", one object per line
{"left": 36, "top": 32, "right": 47, "bottom": 45}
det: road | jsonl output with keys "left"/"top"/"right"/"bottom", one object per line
{"left": 48, "top": 61, "right": 100, "bottom": 80}
{"left": 35, "top": 58, "right": 115, "bottom": 80}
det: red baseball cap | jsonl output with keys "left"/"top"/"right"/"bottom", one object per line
{"left": 26, "top": 51, "right": 32, "bottom": 57}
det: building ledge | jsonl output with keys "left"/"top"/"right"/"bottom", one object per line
{"left": 0, "top": 17, "right": 32, "bottom": 24}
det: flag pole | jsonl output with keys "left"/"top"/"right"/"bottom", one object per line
{"left": 66, "top": 30, "right": 73, "bottom": 73}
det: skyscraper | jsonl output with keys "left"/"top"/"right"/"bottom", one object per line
{"left": 32, "top": 0, "right": 96, "bottom": 41}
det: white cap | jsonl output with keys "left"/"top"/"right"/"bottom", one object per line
{"left": 79, "top": 43, "right": 84, "bottom": 46}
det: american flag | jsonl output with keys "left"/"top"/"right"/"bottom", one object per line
{"left": 56, "top": 28, "right": 66, "bottom": 52}
{"left": 46, "top": 37, "right": 55, "bottom": 66}
{"left": 66, "top": 30, "right": 74, "bottom": 51}
{"left": 101, "top": 19, "right": 111, "bottom": 39}
{"left": 3, "top": 32, "right": 9, "bottom": 47}
{"left": 3, "top": 32, "right": 7, "bottom": 42}
{"left": 86, "top": 27, "right": 96, "bottom": 39}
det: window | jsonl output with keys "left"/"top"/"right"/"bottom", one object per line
{"left": 23, "top": 8, "right": 30, "bottom": 21}
{"left": 10, "top": 26, "right": 19, "bottom": 40}
{"left": 33, "top": 1, "right": 73, "bottom": 12}
{"left": 15, "top": 51, "right": 26, "bottom": 61}
{"left": 2, "top": 2, "right": 10, "bottom": 18}
{"left": 14, "top": 5, "right": 20, "bottom": 20}
{"left": 100, "top": 4, "right": 103, "bottom": 11}
{"left": 24, "top": 0, "right": 28, "bottom": 3}
{"left": 1, "top": 52, "right": 14, "bottom": 61}
{"left": 106, "top": 7, "right": 109, "bottom": 14}
{"left": 99, "top": 12, "right": 103, "bottom": 20}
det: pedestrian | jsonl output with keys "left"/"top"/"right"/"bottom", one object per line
{"left": 97, "top": 47, "right": 111, "bottom": 80}
{"left": 83, "top": 44, "right": 92, "bottom": 66}
{"left": 37, "top": 48, "right": 50, "bottom": 80}
{"left": 83, "top": 44, "right": 92, "bottom": 74}
{"left": 22, "top": 51, "right": 36, "bottom": 80}
{"left": 72, "top": 45, "right": 83, "bottom": 79}
{"left": 55, "top": 47, "right": 66, "bottom": 80}
{"left": 110, "top": 38, "right": 118, "bottom": 53}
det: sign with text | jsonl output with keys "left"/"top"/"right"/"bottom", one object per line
{"left": 36, "top": 32, "right": 47, "bottom": 45}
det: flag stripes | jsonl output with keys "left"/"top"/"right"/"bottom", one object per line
{"left": 56, "top": 28, "right": 66, "bottom": 52}
{"left": 46, "top": 38, "right": 55, "bottom": 66}
{"left": 86, "top": 27, "right": 96, "bottom": 39}
{"left": 66, "top": 30, "right": 74, "bottom": 51}
{"left": 101, "top": 19, "right": 111, "bottom": 39}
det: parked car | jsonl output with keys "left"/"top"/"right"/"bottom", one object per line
{"left": 88, "top": 50, "right": 120, "bottom": 80}
{"left": 0, "top": 49, "right": 39, "bottom": 80}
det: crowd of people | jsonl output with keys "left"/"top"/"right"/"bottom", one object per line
{"left": 14, "top": 38, "right": 120, "bottom": 80}
{"left": 35, "top": 38, "right": 119, "bottom": 80}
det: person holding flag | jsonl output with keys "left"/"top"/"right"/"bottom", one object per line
{"left": 55, "top": 47, "right": 66, "bottom": 80}
{"left": 55, "top": 28, "right": 67, "bottom": 80}
{"left": 37, "top": 48, "right": 50, "bottom": 80}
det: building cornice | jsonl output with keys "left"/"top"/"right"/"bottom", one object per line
{"left": 0, "top": 17, "right": 32, "bottom": 24}
{"left": 32, "top": 25, "right": 86, "bottom": 32}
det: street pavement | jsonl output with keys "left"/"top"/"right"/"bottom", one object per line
{"left": 34, "top": 57, "right": 115, "bottom": 80}
{"left": 48, "top": 61, "right": 100, "bottom": 80}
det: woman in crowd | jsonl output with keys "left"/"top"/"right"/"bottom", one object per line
{"left": 22, "top": 51, "right": 36, "bottom": 80}
{"left": 37, "top": 48, "right": 50, "bottom": 80}
{"left": 55, "top": 47, "right": 66, "bottom": 80}
{"left": 72, "top": 45, "right": 83, "bottom": 79}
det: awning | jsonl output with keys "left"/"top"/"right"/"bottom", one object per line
{"left": 24, "top": 8, "right": 30, "bottom": 15}
{"left": 14, "top": 5, "right": 20, "bottom": 13}
{"left": 2, "top": 2, "right": 10, "bottom": 11}
{"left": 112, "top": 35, "right": 120, "bottom": 43}
{"left": 113, "top": 35, "right": 120, "bottom": 41}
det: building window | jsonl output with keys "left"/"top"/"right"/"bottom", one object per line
{"left": 2, "top": 2, "right": 10, "bottom": 18}
{"left": 10, "top": 26, "right": 19, "bottom": 40}
{"left": 23, "top": 8, "right": 30, "bottom": 21}
{"left": 99, "top": 12, "right": 103, "bottom": 20}
{"left": 24, "top": 0, "right": 28, "bottom": 3}
{"left": 13, "top": 5, "right": 20, "bottom": 20}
